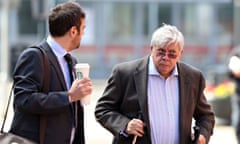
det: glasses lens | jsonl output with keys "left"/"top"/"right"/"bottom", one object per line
{"left": 159, "top": 52, "right": 177, "bottom": 59}
{"left": 168, "top": 53, "right": 177, "bottom": 59}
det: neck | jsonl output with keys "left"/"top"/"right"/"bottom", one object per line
{"left": 52, "top": 35, "right": 71, "bottom": 52}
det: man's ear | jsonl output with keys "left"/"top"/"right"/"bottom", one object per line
{"left": 69, "top": 26, "right": 78, "bottom": 37}
{"left": 150, "top": 46, "right": 153, "bottom": 51}
{"left": 180, "top": 49, "right": 183, "bottom": 55}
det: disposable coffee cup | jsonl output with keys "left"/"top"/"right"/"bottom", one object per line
{"left": 229, "top": 56, "right": 240, "bottom": 73}
{"left": 74, "top": 63, "right": 91, "bottom": 106}
{"left": 75, "top": 63, "right": 90, "bottom": 80}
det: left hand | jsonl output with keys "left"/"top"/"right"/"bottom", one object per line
{"left": 68, "top": 77, "right": 93, "bottom": 102}
{"left": 125, "top": 118, "right": 144, "bottom": 137}
{"left": 196, "top": 134, "right": 206, "bottom": 144}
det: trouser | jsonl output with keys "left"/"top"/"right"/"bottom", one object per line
{"left": 231, "top": 93, "right": 240, "bottom": 144}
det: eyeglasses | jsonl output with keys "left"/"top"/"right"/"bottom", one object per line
{"left": 158, "top": 49, "right": 178, "bottom": 59}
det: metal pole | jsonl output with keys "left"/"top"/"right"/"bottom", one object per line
{"left": 134, "top": 3, "right": 143, "bottom": 58}
{"left": 0, "top": 0, "right": 9, "bottom": 81}
{"left": 234, "top": 0, "right": 240, "bottom": 47}
{"left": 0, "top": 0, "right": 11, "bottom": 124}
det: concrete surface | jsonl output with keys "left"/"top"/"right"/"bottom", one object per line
{"left": 87, "top": 80, "right": 238, "bottom": 144}
{"left": 0, "top": 80, "right": 238, "bottom": 144}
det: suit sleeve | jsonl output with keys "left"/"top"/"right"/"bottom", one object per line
{"left": 13, "top": 48, "right": 70, "bottom": 115}
{"left": 95, "top": 65, "right": 131, "bottom": 139}
{"left": 194, "top": 72, "right": 215, "bottom": 142}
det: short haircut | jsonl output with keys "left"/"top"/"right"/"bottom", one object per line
{"left": 48, "top": 1, "right": 85, "bottom": 37}
{"left": 150, "top": 23, "right": 184, "bottom": 50}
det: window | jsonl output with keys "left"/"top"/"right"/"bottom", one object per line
{"left": 18, "top": 0, "right": 38, "bottom": 35}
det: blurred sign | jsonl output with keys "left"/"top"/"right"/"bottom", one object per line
{"left": 235, "top": 0, "right": 240, "bottom": 7}
{"left": 0, "top": 0, "right": 20, "bottom": 8}
{"left": 81, "top": 7, "right": 95, "bottom": 45}
{"left": 30, "top": 0, "right": 49, "bottom": 20}
{"left": 77, "top": 0, "right": 231, "bottom": 3}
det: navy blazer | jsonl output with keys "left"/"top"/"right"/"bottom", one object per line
{"left": 95, "top": 56, "right": 215, "bottom": 144}
{"left": 10, "top": 42, "right": 84, "bottom": 144}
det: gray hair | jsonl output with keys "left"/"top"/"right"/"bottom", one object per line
{"left": 150, "top": 24, "right": 184, "bottom": 50}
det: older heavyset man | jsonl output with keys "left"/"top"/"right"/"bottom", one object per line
{"left": 95, "top": 24, "right": 215, "bottom": 144}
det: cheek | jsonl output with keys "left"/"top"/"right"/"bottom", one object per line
{"left": 169, "top": 60, "right": 177, "bottom": 67}
{"left": 152, "top": 55, "right": 161, "bottom": 62}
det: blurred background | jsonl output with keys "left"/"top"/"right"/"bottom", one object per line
{"left": 0, "top": 0, "right": 239, "bottom": 143}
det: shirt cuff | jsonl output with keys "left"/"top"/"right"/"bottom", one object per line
{"left": 119, "top": 130, "right": 129, "bottom": 138}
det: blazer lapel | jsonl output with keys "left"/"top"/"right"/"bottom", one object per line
{"left": 133, "top": 56, "right": 152, "bottom": 142}
{"left": 40, "top": 42, "right": 67, "bottom": 90}
{"left": 133, "top": 59, "right": 148, "bottom": 120}
{"left": 177, "top": 62, "right": 192, "bottom": 144}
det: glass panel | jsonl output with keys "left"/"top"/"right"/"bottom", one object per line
{"left": 18, "top": 0, "right": 38, "bottom": 35}
{"left": 216, "top": 3, "right": 233, "bottom": 45}
{"left": 105, "top": 3, "right": 134, "bottom": 45}
{"left": 12, "top": 0, "right": 234, "bottom": 78}
{"left": 158, "top": 4, "right": 172, "bottom": 25}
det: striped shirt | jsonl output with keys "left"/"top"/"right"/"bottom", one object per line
{"left": 148, "top": 56, "right": 179, "bottom": 144}
{"left": 46, "top": 36, "right": 71, "bottom": 89}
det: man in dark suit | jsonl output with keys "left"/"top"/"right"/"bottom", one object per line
{"left": 95, "top": 24, "right": 215, "bottom": 144}
{"left": 9, "top": 1, "right": 92, "bottom": 144}
{"left": 228, "top": 50, "right": 240, "bottom": 143}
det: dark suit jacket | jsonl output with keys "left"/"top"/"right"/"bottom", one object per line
{"left": 95, "top": 56, "right": 215, "bottom": 144}
{"left": 9, "top": 42, "right": 84, "bottom": 144}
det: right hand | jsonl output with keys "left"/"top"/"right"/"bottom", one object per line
{"left": 126, "top": 118, "right": 145, "bottom": 137}
{"left": 229, "top": 56, "right": 240, "bottom": 78}
{"left": 232, "top": 71, "right": 240, "bottom": 78}
{"left": 68, "top": 77, "right": 92, "bottom": 102}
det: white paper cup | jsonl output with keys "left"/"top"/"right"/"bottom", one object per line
{"left": 74, "top": 63, "right": 90, "bottom": 79}
{"left": 74, "top": 63, "right": 91, "bottom": 106}
{"left": 229, "top": 56, "right": 240, "bottom": 73}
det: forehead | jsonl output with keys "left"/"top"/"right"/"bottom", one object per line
{"left": 155, "top": 42, "right": 180, "bottom": 51}
{"left": 79, "top": 18, "right": 86, "bottom": 28}
{"left": 80, "top": 18, "right": 85, "bottom": 24}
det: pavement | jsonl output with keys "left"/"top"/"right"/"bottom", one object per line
{"left": 0, "top": 80, "right": 238, "bottom": 144}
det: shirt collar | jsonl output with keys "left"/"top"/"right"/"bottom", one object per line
{"left": 148, "top": 55, "right": 178, "bottom": 77}
{"left": 46, "top": 36, "right": 68, "bottom": 58}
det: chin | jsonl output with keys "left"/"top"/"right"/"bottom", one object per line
{"left": 75, "top": 44, "right": 80, "bottom": 49}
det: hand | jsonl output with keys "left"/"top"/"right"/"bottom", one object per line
{"left": 125, "top": 118, "right": 144, "bottom": 137}
{"left": 196, "top": 134, "right": 206, "bottom": 144}
{"left": 232, "top": 71, "right": 240, "bottom": 78}
{"left": 68, "top": 77, "right": 93, "bottom": 102}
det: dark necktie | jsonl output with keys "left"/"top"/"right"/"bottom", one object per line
{"left": 64, "top": 53, "right": 78, "bottom": 128}
{"left": 64, "top": 53, "right": 74, "bottom": 83}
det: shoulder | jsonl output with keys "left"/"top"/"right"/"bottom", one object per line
{"left": 177, "top": 61, "right": 204, "bottom": 80}
{"left": 19, "top": 47, "right": 43, "bottom": 60}
{"left": 178, "top": 61, "right": 202, "bottom": 74}
{"left": 113, "top": 56, "right": 148, "bottom": 72}
{"left": 177, "top": 62, "right": 206, "bottom": 90}
{"left": 114, "top": 56, "right": 148, "bottom": 68}
{"left": 13, "top": 47, "right": 46, "bottom": 76}
{"left": 16, "top": 46, "right": 46, "bottom": 70}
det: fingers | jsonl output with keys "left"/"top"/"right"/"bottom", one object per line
{"left": 197, "top": 135, "right": 206, "bottom": 144}
{"left": 126, "top": 118, "right": 145, "bottom": 137}
{"left": 68, "top": 78, "right": 93, "bottom": 102}
{"left": 77, "top": 78, "right": 93, "bottom": 94}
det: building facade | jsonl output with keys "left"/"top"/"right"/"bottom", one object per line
{"left": 0, "top": 0, "right": 234, "bottom": 78}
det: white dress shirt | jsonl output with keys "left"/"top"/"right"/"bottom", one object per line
{"left": 46, "top": 36, "right": 76, "bottom": 144}
{"left": 147, "top": 56, "right": 180, "bottom": 144}
{"left": 46, "top": 36, "right": 71, "bottom": 89}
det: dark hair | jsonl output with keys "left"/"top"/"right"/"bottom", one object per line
{"left": 48, "top": 1, "right": 85, "bottom": 37}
